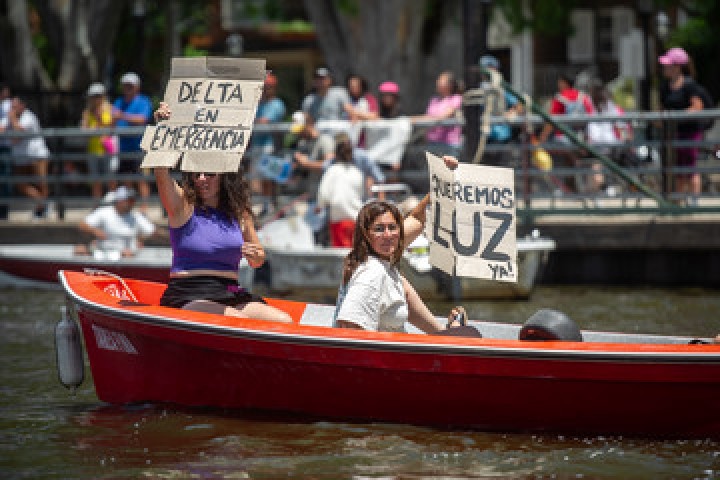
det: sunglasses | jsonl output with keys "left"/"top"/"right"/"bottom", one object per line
{"left": 192, "top": 172, "right": 219, "bottom": 179}
{"left": 370, "top": 223, "right": 400, "bottom": 235}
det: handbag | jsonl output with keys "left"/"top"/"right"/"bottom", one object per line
{"left": 101, "top": 135, "right": 119, "bottom": 155}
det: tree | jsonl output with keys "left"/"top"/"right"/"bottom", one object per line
{"left": 302, "top": 0, "right": 464, "bottom": 115}
{"left": 0, "top": 0, "right": 128, "bottom": 125}
{"left": 1, "top": 0, "right": 127, "bottom": 92}
{"left": 660, "top": 0, "right": 720, "bottom": 103}
{"left": 495, "top": 0, "right": 720, "bottom": 104}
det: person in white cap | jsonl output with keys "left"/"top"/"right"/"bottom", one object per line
{"left": 81, "top": 82, "right": 117, "bottom": 198}
{"left": 113, "top": 72, "right": 153, "bottom": 205}
{"left": 75, "top": 185, "right": 155, "bottom": 258}
{"left": 301, "top": 67, "right": 352, "bottom": 122}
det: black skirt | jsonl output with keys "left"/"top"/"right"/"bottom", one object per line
{"left": 159, "top": 275, "right": 265, "bottom": 309}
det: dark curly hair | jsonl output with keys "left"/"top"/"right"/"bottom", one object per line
{"left": 179, "top": 171, "right": 253, "bottom": 223}
{"left": 342, "top": 200, "right": 405, "bottom": 285}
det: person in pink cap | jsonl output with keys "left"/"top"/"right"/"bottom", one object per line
{"left": 378, "top": 81, "right": 402, "bottom": 119}
{"left": 658, "top": 47, "right": 707, "bottom": 200}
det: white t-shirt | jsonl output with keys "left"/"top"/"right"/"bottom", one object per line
{"left": 333, "top": 256, "right": 408, "bottom": 332}
{"left": 0, "top": 109, "right": 50, "bottom": 163}
{"left": 316, "top": 162, "right": 364, "bottom": 223}
{"left": 84, "top": 205, "right": 155, "bottom": 252}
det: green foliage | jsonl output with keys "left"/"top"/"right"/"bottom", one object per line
{"left": 336, "top": 0, "right": 360, "bottom": 17}
{"left": 183, "top": 44, "right": 208, "bottom": 57}
{"left": 495, "top": 0, "right": 579, "bottom": 36}
{"left": 660, "top": 0, "right": 720, "bottom": 101}
{"left": 667, "top": 17, "right": 713, "bottom": 47}
{"left": 274, "top": 20, "right": 315, "bottom": 33}
{"left": 31, "top": 28, "right": 57, "bottom": 79}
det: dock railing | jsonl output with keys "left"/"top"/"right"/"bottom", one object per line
{"left": 1, "top": 109, "right": 719, "bottom": 220}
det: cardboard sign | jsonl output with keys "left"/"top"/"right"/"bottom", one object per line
{"left": 140, "top": 56, "right": 266, "bottom": 172}
{"left": 425, "top": 152, "right": 517, "bottom": 282}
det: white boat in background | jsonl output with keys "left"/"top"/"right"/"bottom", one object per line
{"left": 259, "top": 217, "right": 556, "bottom": 300}
{"left": 402, "top": 233, "right": 557, "bottom": 300}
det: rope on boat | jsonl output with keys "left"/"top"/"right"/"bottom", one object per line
{"left": 83, "top": 268, "right": 139, "bottom": 302}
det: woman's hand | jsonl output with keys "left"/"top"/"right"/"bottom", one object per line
{"left": 154, "top": 102, "right": 172, "bottom": 122}
{"left": 242, "top": 242, "right": 265, "bottom": 268}
{"left": 446, "top": 305, "right": 467, "bottom": 329}
{"left": 442, "top": 155, "right": 459, "bottom": 170}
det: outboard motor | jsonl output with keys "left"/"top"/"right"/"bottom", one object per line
{"left": 519, "top": 309, "right": 583, "bottom": 342}
{"left": 55, "top": 305, "right": 84, "bottom": 392}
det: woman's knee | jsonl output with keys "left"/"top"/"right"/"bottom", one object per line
{"left": 237, "top": 302, "right": 293, "bottom": 323}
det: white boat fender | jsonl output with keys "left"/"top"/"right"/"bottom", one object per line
{"left": 55, "top": 306, "right": 84, "bottom": 392}
{"left": 519, "top": 309, "right": 583, "bottom": 342}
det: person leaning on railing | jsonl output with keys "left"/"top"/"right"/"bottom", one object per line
{"left": 658, "top": 47, "right": 707, "bottom": 202}
{"left": 0, "top": 97, "right": 51, "bottom": 218}
{"left": 81, "top": 82, "right": 118, "bottom": 199}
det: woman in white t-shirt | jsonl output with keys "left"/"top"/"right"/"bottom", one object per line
{"left": 334, "top": 156, "right": 465, "bottom": 333}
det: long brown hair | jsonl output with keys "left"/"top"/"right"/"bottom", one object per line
{"left": 342, "top": 200, "right": 405, "bottom": 285}
{"left": 180, "top": 171, "right": 253, "bottom": 223}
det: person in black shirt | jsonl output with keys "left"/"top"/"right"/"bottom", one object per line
{"left": 658, "top": 47, "right": 705, "bottom": 199}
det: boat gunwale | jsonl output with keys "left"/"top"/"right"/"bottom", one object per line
{"left": 58, "top": 270, "right": 720, "bottom": 364}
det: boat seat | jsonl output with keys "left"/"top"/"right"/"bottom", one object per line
{"left": 298, "top": 304, "right": 705, "bottom": 345}
{"left": 299, "top": 303, "right": 336, "bottom": 328}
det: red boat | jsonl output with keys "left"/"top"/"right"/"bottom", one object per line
{"left": 0, "top": 244, "right": 173, "bottom": 285}
{"left": 58, "top": 270, "right": 720, "bottom": 438}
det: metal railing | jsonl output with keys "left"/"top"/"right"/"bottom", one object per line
{"left": 1, "top": 110, "right": 719, "bottom": 220}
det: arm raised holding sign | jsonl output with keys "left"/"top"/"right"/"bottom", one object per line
{"left": 333, "top": 156, "right": 475, "bottom": 336}
{"left": 152, "top": 103, "right": 291, "bottom": 323}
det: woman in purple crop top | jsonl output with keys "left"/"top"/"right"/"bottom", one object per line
{"left": 153, "top": 103, "right": 291, "bottom": 323}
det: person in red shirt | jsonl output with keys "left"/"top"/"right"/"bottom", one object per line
{"left": 537, "top": 74, "right": 596, "bottom": 192}
{"left": 538, "top": 73, "right": 595, "bottom": 143}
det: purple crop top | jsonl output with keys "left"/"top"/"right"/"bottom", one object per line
{"left": 169, "top": 207, "right": 243, "bottom": 273}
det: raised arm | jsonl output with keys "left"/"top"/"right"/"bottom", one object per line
{"left": 154, "top": 167, "right": 189, "bottom": 226}
{"left": 403, "top": 155, "right": 459, "bottom": 247}
{"left": 152, "top": 102, "right": 191, "bottom": 226}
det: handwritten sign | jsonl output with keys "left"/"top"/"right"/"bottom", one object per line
{"left": 425, "top": 152, "right": 517, "bottom": 282}
{"left": 140, "top": 56, "right": 266, "bottom": 172}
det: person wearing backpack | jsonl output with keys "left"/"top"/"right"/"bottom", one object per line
{"left": 659, "top": 47, "right": 711, "bottom": 200}
{"left": 537, "top": 74, "right": 596, "bottom": 192}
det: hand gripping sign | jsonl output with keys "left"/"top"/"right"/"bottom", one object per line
{"left": 140, "top": 56, "right": 266, "bottom": 172}
{"left": 425, "top": 152, "right": 517, "bottom": 282}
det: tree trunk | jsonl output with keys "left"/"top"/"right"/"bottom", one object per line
{"left": 2, "top": 1, "right": 54, "bottom": 91}
{"left": 35, "top": 0, "right": 127, "bottom": 92}
{"left": 303, "top": 0, "right": 463, "bottom": 115}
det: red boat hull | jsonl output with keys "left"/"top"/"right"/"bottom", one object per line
{"left": 61, "top": 271, "right": 720, "bottom": 438}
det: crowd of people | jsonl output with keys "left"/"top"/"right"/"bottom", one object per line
{"left": 0, "top": 47, "right": 716, "bottom": 221}
{"left": 0, "top": 55, "right": 717, "bottom": 341}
